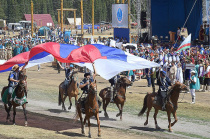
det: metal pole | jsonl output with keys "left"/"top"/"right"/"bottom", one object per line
{"left": 58, "top": 10, "right": 60, "bottom": 26}
{"left": 81, "top": 0, "right": 84, "bottom": 36}
{"left": 116, "top": 0, "right": 119, "bottom": 3}
{"left": 61, "top": 0, "right": 63, "bottom": 32}
{"left": 92, "top": 0, "right": 94, "bottom": 36}
{"left": 147, "top": 0, "right": 151, "bottom": 40}
{"left": 31, "top": 0, "right": 33, "bottom": 38}
{"left": 122, "top": 0, "right": 125, "bottom": 4}
{"left": 137, "top": 0, "right": 141, "bottom": 40}
{"left": 128, "top": 0, "right": 131, "bottom": 43}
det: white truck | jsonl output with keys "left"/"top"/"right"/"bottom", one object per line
{"left": 8, "top": 23, "right": 23, "bottom": 31}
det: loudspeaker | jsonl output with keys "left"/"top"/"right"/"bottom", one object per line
{"left": 141, "top": 11, "right": 147, "bottom": 28}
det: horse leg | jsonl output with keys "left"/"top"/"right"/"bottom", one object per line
{"left": 13, "top": 106, "right": 16, "bottom": 125}
{"left": 95, "top": 113, "right": 101, "bottom": 137}
{"left": 78, "top": 106, "right": 85, "bottom": 134}
{"left": 61, "top": 92, "right": 67, "bottom": 111}
{"left": 5, "top": 104, "right": 11, "bottom": 122}
{"left": 103, "top": 99, "right": 109, "bottom": 118}
{"left": 22, "top": 104, "right": 28, "bottom": 126}
{"left": 75, "top": 95, "right": 78, "bottom": 106}
{"left": 171, "top": 111, "right": 178, "bottom": 127}
{"left": 153, "top": 108, "right": 160, "bottom": 129}
{"left": 68, "top": 96, "right": 72, "bottom": 110}
{"left": 120, "top": 103, "right": 124, "bottom": 121}
{"left": 144, "top": 106, "right": 152, "bottom": 126}
{"left": 88, "top": 118, "right": 91, "bottom": 138}
{"left": 116, "top": 103, "right": 121, "bottom": 118}
{"left": 167, "top": 111, "right": 172, "bottom": 132}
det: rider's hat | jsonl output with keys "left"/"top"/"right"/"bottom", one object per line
{"left": 70, "top": 64, "right": 74, "bottom": 68}
{"left": 84, "top": 72, "right": 90, "bottom": 77}
{"left": 12, "top": 64, "right": 19, "bottom": 71}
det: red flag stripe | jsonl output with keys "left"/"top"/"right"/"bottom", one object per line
{"left": 177, "top": 43, "right": 191, "bottom": 51}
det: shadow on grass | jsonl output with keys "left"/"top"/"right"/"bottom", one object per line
{"left": 99, "top": 116, "right": 117, "bottom": 121}
{"left": 57, "top": 131, "right": 86, "bottom": 137}
{"left": 137, "top": 86, "right": 147, "bottom": 87}
{"left": 129, "top": 126, "right": 166, "bottom": 132}
{"left": 48, "top": 109, "right": 69, "bottom": 114}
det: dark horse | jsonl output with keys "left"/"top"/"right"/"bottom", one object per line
{"left": 58, "top": 72, "right": 79, "bottom": 111}
{"left": 75, "top": 80, "right": 101, "bottom": 138}
{"left": 99, "top": 77, "right": 132, "bottom": 120}
{"left": 138, "top": 82, "right": 188, "bottom": 132}
{"left": 1, "top": 71, "right": 28, "bottom": 126}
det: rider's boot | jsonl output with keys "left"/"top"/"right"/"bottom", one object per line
{"left": 162, "top": 98, "right": 166, "bottom": 111}
{"left": 110, "top": 86, "right": 114, "bottom": 103}
{"left": 7, "top": 93, "right": 12, "bottom": 106}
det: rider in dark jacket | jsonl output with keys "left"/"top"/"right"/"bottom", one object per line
{"left": 109, "top": 74, "right": 120, "bottom": 103}
{"left": 58, "top": 62, "right": 74, "bottom": 95}
{"left": 157, "top": 70, "right": 172, "bottom": 110}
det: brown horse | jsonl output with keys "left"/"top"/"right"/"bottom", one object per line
{"left": 58, "top": 71, "right": 79, "bottom": 111}
{"left": 138, "top": 82, "right": 188, "bottom": 132}
{"left": 99, "top": 77, "right": 132, "bottom": 120}
{"left": 1, "top": 71, "right": 28, "bottom": 126}
{"left": 75, "top": 80, "right": 101, "bottom": 138}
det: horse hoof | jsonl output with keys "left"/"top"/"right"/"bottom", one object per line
{"left": 13, "top": 123, "right": 16, "bottom": 126}
{"left": 156, "top": 125, "right": 161, "bottom": 130}
{"left": 144, "top": 122, "right": 148, "bottom": 126}
{"left": 116, "top": 113, "right": 120, "bottom": 117}
{"left": 68, "top": 106, "right": 71, "bottom": 110}
{"left": 88, "top": 135, "right": 92, "bottom": 138}
{"left": 168, "top": 129, "right": 173, "bottom": 132}
{"left": 98, "top": 134, "right": 101, "bottom": 137}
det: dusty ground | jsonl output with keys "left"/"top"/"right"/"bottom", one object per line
{"left": 0, "top": 63, "right": 210, "bottom": 138}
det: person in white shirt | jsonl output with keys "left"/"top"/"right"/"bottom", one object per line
{"left": 176, "top": 63, "right": 183, "bottom": 83}
{"left": 190, "top": 70, "right": 196, "bottom": 104}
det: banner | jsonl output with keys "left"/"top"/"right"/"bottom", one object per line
{"left": 112, "top": 4, "right": 128, "bottom": 28}
{"left": 64, "top": 31, "right": 71, "bottom": 43}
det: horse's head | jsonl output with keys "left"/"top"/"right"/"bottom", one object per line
{"left": 71, "top": 72, "right": 78, "bottom": 83}
{"left": 118, "top": 77, "right": 133, "bottom": 86}
{"left": 172, "top": 81, "right": 188, "bottom": 93}
{"left": 89, "top": 80, "right": 97, "bottom": 94}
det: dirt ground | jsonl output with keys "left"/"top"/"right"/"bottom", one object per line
{"left": 0, "top": 106, "right": 157, "bottom": 139}
{"left": 0, "top": 63, "right": 210, "bottom": 138}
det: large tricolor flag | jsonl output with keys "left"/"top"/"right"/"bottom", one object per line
{"left": 0, "top": 42, "right": 79, "bottom": 72}
{"left": 0, "top": 43, "right": 160, "bottom": 80}
{"left": 176, "top": 34, "right": 191, "bottom": 53}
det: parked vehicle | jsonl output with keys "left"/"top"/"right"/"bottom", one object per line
{"left": 8, "top": 23, "right": 23, "bottom": 31}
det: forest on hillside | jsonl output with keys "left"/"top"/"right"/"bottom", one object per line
{"left": 0, "top": 0, "right": 138, "bottom": 24}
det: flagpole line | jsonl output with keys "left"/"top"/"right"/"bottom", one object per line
{"left": 174, "top": 0, "right": 198, "bottom": 46}
{"left": 92, "top": 63, "right": 97, "bottom": 80}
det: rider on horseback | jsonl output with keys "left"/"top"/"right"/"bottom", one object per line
{"left": 79, "top": 72, "right": 94, "bottom": 113}
{"left": 8, "top": 62, "right": 28, "bottom": 104}
{"left": 58, "top": 62, "right": 74, "bottom": 95}
{"left": 109, "top": 74, "right": 120, "bottom": 103}
{"left": 157, "top": 70, "right": 172, "bottom": 111}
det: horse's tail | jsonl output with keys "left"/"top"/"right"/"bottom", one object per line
{"left": 58, "top": 90, "right": 62, "bottom": 106}
{"left": 138, "top": 93, "right": 149, "bottom": 117}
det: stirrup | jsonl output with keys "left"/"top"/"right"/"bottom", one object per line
{"left": 162, "top": 106, "right": 166, "bottom": 111}
{"left": 110, "top": 99, "right": 114, "bottom": 103}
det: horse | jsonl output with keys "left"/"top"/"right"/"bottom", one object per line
{"left": 99, "top": 77, "right": 133, "bottom": 120}
{"left": 138, "top": 82, "right": 188, "bottom": 132}
{"left": 58, "top": 71, "right": 79, "bottom": 111}
{"left": 1, "top": 71, "right": 28, "bottom": 126}
{"left": 75, "top": 80, "right": 101, "bottom": 138}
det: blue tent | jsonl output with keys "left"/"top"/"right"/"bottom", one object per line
{"left": 38, "top": 26, "right": 51, "bottom": 36}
